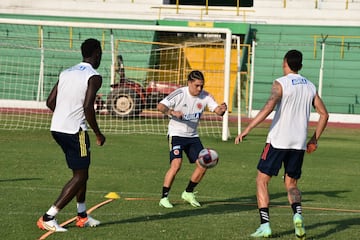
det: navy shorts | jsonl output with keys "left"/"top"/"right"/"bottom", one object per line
{"left": 51, "top": 130, "right": 91, "bottom": 170}
{"left": 168, "top": 136, "right": 204, "bottom": 163}
{"left": 257, "top": 143, "right": 305, "bottom": 179}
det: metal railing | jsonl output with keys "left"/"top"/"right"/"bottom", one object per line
{"left": 151, "top": 6, "right": 255, "bottom": 22}
{"left": 283, "top": 0, "right": 354, "bottom": 10}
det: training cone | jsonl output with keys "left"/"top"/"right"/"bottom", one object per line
{"left": 105, "top": 192, "right": 121, "bottom": 199}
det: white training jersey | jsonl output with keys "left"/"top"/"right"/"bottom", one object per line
{"left": 266, "top": 73, "right": 316, "bottom": 150}
{"left": 50, "top": 62, "right": 99, "bottom": 134}
{"left": 160, "top": 86, "right": 219, "bottom": 137}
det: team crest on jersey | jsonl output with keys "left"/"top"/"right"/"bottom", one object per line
{"left": 197, "top": 103, "right": 203, "bottom": 109}
{"left": 173, "top": 149, "right": 180, "bottom": 156}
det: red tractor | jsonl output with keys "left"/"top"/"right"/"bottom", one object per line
{"left": 105, "top": 55, "right": 181, "bottom": 117}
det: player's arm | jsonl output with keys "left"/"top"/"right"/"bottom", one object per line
{"left": 235, "top": 81, "right": 282, "bottom": 144}
{"left": 84, "top": 74, "right": 105, "bottom": 146}
{"left": 157, "top": 102, "right": 183, "bottom": 119}
{"left": 46, "top": 81, "right": 58, "bottom": 112}
{"left": 306, "top": 93, "right": 329, "bottom": 153}
{"left": 157, "top": 102, "right": 172, "bottom": 117}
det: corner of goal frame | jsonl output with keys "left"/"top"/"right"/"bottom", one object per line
{"left": 105, "top": 192, "right": 121, "bottom": 200}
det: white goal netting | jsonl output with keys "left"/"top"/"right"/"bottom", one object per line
{"left": 0, "top": 19, "right": 235, "bottom": 139}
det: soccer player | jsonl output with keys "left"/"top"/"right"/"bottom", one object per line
{"left": 158, "top": 70, "right": 227, "bottom": 208}
{"left": 37, "top": 38, "right": 106, "bottom": 232}
{"left": 235, "top": 50, "right": 328, "bottom": 239}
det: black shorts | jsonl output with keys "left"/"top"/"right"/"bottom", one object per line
{"left": 51, "top": 130, "right": 90, "bottom": 170}
{"left": 168, "top": 136, "right": 204, "bottom": 163}
{"left": 257, "top": 143, "right": 305, "bottom": 179}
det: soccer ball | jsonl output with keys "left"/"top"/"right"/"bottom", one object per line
{"left": 198, "top": 148, "right": 219, "bottom": 169}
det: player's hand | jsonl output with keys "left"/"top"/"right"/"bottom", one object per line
{"left": 216, "top": 102, "right": 227, "bottom": 116}
{"left": 306, "top": 142, "right": 317, "bottom": 153}
{"left": 171, "top": 110, "right": 183, "bottom": 119}
{"left": 306, "top": 134, "right": 318, "bottom": 153}
{"left": 220, "top": 102, "right": 227, "bottom": 114}
{"left": 234, "top": 132, "right": 247, "bottom": 144}
{"left": 96, "top": 133, "right": 106, "bottom": 146}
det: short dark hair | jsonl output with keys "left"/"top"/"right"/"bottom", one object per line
{"left": 188, "top": 70, "right": 204, "bottom": 81}
{"left": 284, "top": 49, "right": 302, "bottom": 72}
{"left": 81, "top": 38, "right": 101, "bottom": 58}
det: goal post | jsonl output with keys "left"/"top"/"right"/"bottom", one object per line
{"left": 0, "top": 18, "right": 233, "bottom": 140}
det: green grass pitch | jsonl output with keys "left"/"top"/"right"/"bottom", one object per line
{"left": 0, "top": 124, "right": 359, "bottom": 240}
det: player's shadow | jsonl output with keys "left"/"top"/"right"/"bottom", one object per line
{"left": 101, "top": 189, "right": 350, "bottom": 229}
{"left": 102, "top": 200, "right": 254, "bottom": 226}
{"left": 200, "top": 189, "right": 350, "bottom": 207}
{"left": 0, "top": 177, "right": 42, "bottom": 182}
{"left": 274, "top": 217, "right": 360, "bottom": 239}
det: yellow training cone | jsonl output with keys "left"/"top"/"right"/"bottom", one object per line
{"left": 105, "top": 192, "right": 121, "bottom": 199}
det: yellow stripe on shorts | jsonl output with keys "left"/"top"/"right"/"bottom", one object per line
{"left": 168, "top": 136, "right": 172, "bottom": 151}
{"left": 79, "top": 131, "right": 87, "bottom": 157}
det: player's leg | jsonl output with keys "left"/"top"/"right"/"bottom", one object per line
{"left": 159, "top": 136, "right": 183, "bottom": 208}
{"left": 181, "top": 137, "right": 204, "bottom": 207}
{"left": 159, "top": 158, "right": 182, "bottom": 208}
{"left": 37, "top": 169, "right": 88, "bottom": 232}
{"left": 251, "top": 143, "right": 283, "bottom": 237}
{"left": 162, "top": 157, "right": 182, "bottom": 190}
{"left": 250, "top": 170, "right": 272, "bottom": 237}
{"left": 53, "top": 130, "right": 91, "bottom": 210}
{"left": 284, "top": 150, "right": 305, "bottom": 239}
{"left": 190, "top": 161, "right": 207, "bottom": 182}
{"left": 38, "top": 131, "right": 89, "bottom": 232}
{"left": 284, "top": 175, "right": 301, "bottom": 210}
{"left": 181, "top": 161, "right": 206, "bottom": 206}
{"left": 53, "top": 169, "right": 88, "bottom": 209}
{"left": 69, "top": 169, "right": 100, "bottom": 228}
{"left": 256, "top": 170, "right": 271, "bottom": 209}
{"left": 285, "top": 175, "right": 305, "bottom": 240}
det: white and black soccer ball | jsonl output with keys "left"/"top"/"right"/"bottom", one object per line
{"left": 198, "top": 148, "right": 219, "bottom": 169}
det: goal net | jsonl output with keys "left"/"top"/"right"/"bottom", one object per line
{"left": 0, "top": 18, "right": 235, "bottom": 140}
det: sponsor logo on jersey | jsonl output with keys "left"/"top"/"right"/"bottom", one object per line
{"left": 182, "top": 112, "right": 201, "bottom": 121}
{"left": 292, "top": 78, "right": 307, "bottom": 85}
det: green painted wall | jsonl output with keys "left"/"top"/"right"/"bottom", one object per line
{"left": 250, "top": 24, "right": 360, "bottom": 114}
